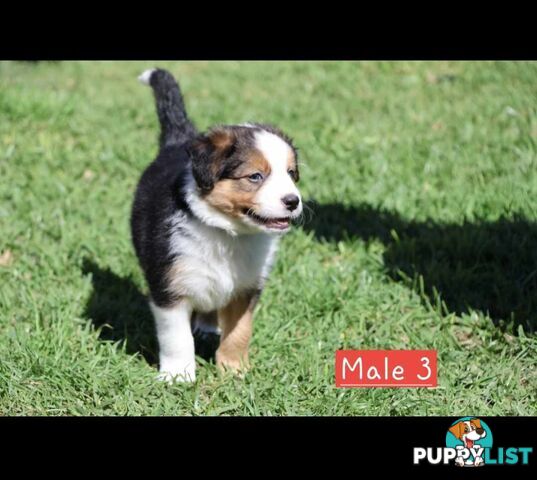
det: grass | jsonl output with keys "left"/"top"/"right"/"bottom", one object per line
{"left": 1, "top": 60, "right": 536, "bottom": 415}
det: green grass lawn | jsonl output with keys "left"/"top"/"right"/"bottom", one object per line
{"left": 1, "top": 61, "right": 536, "bottom": 415}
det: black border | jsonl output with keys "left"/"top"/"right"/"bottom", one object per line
{"left": 2, "top": 10, "right": 536, "bottom": 60}
{"left": 1, "top": 416, "right": 535, "bottom": 473}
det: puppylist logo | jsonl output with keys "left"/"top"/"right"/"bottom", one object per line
{"left": 414, "top": 417, "right": 533, "bottom": 467}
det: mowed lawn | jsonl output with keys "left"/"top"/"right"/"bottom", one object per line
{"left": 1, "top": 61, "right": 536, "bottom": 415}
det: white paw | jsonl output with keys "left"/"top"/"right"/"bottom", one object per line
{"left": 474, "top": 457, "right": 484, "bottom": 466}
{"left": 157, "top": 359, "right": 196, "bottom": 383}
{"left": 455, "top": 457, "right": 465, "bottom": 467}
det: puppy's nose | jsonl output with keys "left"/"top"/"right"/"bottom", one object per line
{"left": 282, "top": 194, "right": 300, "bottom": 211}
{"left": 476, "top": 428, "right": 484, "bottom": 435}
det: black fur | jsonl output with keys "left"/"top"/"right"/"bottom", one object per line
{"left": 148, "top": 68, "right": 197, "bottom": 148}
{"left": 131, "top": 144, "right": 193, "bottom": 307}
{"left": 188, "top": 133, "right": 225, "bottom": 192}
{"left": 131, "top": 69, "right": 198, "bottom": 307}
{"left": 188, "top": 126, "right": 255, "bottom": 192}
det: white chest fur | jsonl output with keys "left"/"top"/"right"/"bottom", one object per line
{"left": 167, "top": 214, "right": 279, "bottom": 312}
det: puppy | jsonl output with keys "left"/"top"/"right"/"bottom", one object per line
{"left": 131, "top": 69, "right": 302, "bottom": 382}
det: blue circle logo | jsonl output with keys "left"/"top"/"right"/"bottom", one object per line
{"left": 446, "top": 417, "right": 493, "bottom": 467}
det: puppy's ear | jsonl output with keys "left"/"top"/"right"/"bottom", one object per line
{"left": 187, "top": 135, "right": 217, "bottom": 192}
{"left": 448, "top": 422, "right": 464, "bottom": 440}
{"left": 471, "top": 419, "right": 481, "bottom": 430}
{"left": 188, "top": 128, "right": 237, "bottom": 192}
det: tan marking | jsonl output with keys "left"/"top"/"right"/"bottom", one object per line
{"left": 287, "top": 149, "right": 299, "bottom": 181}
{"left": 216, "top": 294, "right": 256, "bottom": 372}
{"left": 190, "top": 127, "right": 237, "bottom": 181}
{"left": 203, "top": 148, "right": 271, "bottom": 218}
{"left": 209, "top": 128, "right": 236, "bottom": 150}
{"left": 287, "top": 150, "right": 296, "bottom": 169}
{"left": 165, "top": 259, "right": 191, "bottom": 302}
{"left": 248, "top": 149, "right": 272, "bottom": 176}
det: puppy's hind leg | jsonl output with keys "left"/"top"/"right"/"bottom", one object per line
{"left": 150, "top": 299, "right": 196, "bottom": 383}
{"left": 216, "top": 293, "right": 257, "bottom": 373}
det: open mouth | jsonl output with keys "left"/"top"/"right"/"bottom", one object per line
{"left": 244, "top": 210, "right": 291, "bottom": 230}
{"left": 464, "top": 439, "right": 474, "bottom": 448}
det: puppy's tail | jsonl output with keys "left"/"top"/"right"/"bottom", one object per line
{"left": 138, "top": 68, "right": 197, "bottom": 148}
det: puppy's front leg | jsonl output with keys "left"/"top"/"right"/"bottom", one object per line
{"left": 150, "top": 299, "right": 196, "bottom": 382}
{"left": 216, "top": 293, "right": 258, "bottom": 372}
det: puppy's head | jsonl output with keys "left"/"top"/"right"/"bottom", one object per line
{"left": 187, "top": 124, "right": 302, "bottom": 234}
{"left": 449, "top": 419, "right": 486, "bottom": 445}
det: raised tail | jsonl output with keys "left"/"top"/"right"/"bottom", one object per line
{"left": 138, "top": 68, "right": 197, "bottom": 148}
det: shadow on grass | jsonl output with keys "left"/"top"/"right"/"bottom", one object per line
{"left": 302, "top": 202, "right": 537, "bottom": 333}
{"left": 82, "top": 259, "right": 219, "bottom": 365}
{"left": 82, "top": 259, "right": 157, "bottom": 365}
{"left": 81, "top": 199, "right": 536, "bottom": 365}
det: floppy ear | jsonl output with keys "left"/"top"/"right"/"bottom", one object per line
{"left": 448, "top": 422, "right": 464, "bottom": 440}
{"left": 188, "top": 128, "right": 237, "bottom": 192}
{"left": 471, "top": 419, "right": 482, "bottom": 429}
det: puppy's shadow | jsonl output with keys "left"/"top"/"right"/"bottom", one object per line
{"left": 82, "top": 259, "right": 218, "bottom": 365}
{"left": 302, "top": 202, "right": 537, "bottom": 333}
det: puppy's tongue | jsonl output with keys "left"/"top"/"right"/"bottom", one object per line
{"left": 465, "top": 439, "right": 474, "bottom": 448}
{"left": 266, "top": 218, "right": 290, "bottom": 230}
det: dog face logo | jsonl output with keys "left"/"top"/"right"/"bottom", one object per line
{"left": 416, "top": 419, "right": 531, "bottom": 466}
{"left": 446, "top": 417, "right": 493, "bottom": 467}
{"left": 449, "top": 419, "right": 487, "bottom": 448}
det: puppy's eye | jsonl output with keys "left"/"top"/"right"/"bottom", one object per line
{"left": 288, "top": 169, "right": 295, "bottom": 178}
{"left": 248, "top": 172, "right": 264, "bottom": 183}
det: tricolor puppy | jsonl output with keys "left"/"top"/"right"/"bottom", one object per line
{"left": 131, "top": 69, "right": 302, "bottom": 382}
{"left": 449, "top": 418, "right": 487, "bottom": 466}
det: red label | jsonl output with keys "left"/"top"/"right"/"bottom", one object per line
{"left": 335, "top": 350, "right": 437, "bottom": 388}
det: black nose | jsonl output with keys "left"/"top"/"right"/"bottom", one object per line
{"left": 476, "top": 428, "right": 484, "bottom": 435}
{"left": 282, "top": 194, "right": 300, "bottom": 211}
